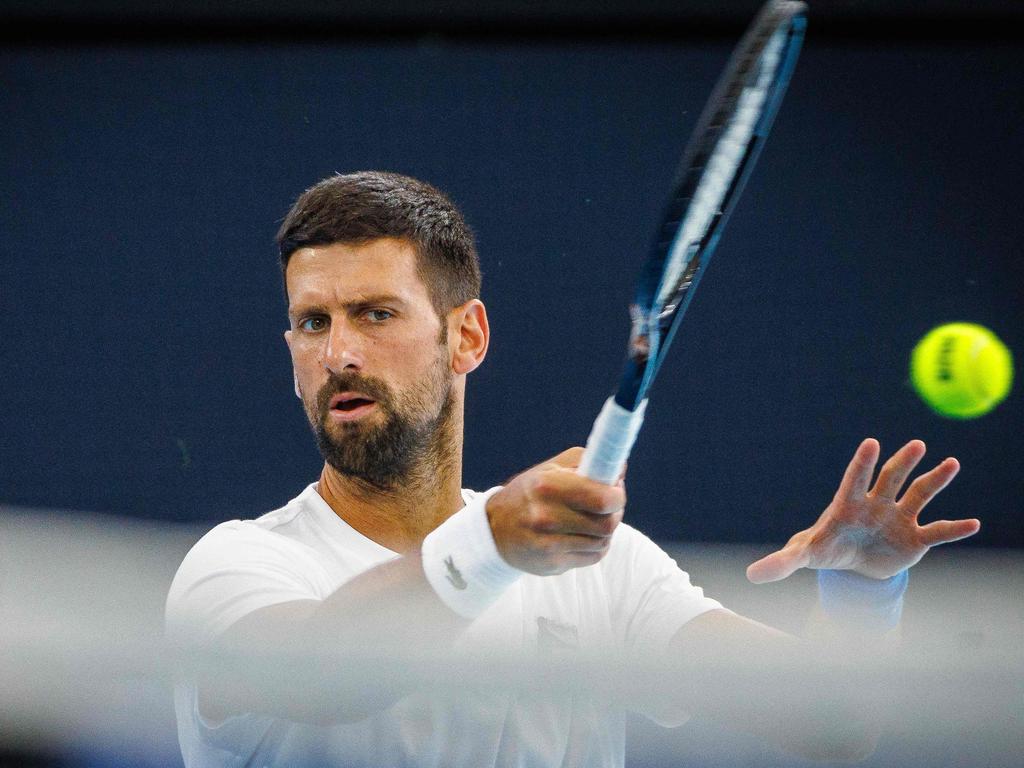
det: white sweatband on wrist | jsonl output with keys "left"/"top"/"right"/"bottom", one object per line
{"left": 421, "top": 486, "right": 522, "bottom": 619}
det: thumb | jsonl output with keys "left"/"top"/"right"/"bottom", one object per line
{"left": 547, "top": 447, "right": 585, "bottom": 469}
{"left": 746, "top": 543, "right": 809, "bottom": 584}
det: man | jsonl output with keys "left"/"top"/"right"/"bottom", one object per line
{"left": 166, "top": 171, "right": 980, "bottom": 767}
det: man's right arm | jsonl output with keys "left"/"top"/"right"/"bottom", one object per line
{"left": 188, "top": 447, "right": 625, "bottom": 725}
{"left": 194, "top": 552, "right": 463, "bottom": 724}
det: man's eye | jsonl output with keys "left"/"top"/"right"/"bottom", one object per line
{"left": 299, "top": 317, "right": 327, "bottom": 332}
{"left": 365, "top": 309, "right": 393, "bottom": 323}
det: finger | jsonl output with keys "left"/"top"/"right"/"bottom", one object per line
{"left": 538, "top": 507, "right": 624, "bottom": 539}
{"left": 834, "top": 438, "right": 880, "bottom": 501}
{"left": 532, "top": 469, "right": 625, "bottom": 516}
{"left": 919, "top": 518, "right": 981, "bottom": 547}
{"left": 897, "top": 457, "right": 960, "bottom": 516}
{"left": 872, "top": 439, "right": 926, "bottom": 499}
{"left": 504, "top": 447, "right": 586, "bottom": 486}
{"left": 746, "top": 543, "right": 810, "bottom": 584}
{"left": 546, "top": 447, "right": 585, "bottom": 469}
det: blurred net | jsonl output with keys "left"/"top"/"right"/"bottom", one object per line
{"left": 1, "top": 505, "right": 1020, "bottom": 767}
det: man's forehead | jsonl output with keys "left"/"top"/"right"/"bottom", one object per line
{"left": 285, "top": 238, "right": 429, "bottom": 306}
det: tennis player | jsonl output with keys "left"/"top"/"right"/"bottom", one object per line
{"left": 166, "top": 171, "right": 980, "bottom": 768}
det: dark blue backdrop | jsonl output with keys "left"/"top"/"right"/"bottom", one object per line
{"left": 1, "top": 38, "right": 1021, "bottom": 547}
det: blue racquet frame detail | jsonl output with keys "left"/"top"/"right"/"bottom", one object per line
{"left": 580, "top": 1, "right": 807, "bottom": 483}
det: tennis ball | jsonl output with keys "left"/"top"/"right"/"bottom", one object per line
{"left": 910, "top": 323, "right": 1013, "bottom": 418}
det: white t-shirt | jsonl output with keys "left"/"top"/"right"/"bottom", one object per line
{"left": 166, "top": 484, "right": 722, "bottom": 768}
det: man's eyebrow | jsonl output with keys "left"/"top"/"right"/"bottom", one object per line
{"left": 343, "top": 293, "right": 408, "bottom": 310}
{"left": 287, "top": 302, "right": 329, "bottom": 320}
{"left": 288, "top": 295, "right": 408, "bottom": 319}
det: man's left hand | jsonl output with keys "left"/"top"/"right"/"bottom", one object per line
{"left": 746, "top": 438, "right": 980, "bottom": 583}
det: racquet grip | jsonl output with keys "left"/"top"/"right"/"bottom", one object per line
{"left": 578, "top": 397, "right": 648, "bottom": 484}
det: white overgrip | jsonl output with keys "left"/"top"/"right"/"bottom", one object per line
{"left": 578, "top": 397, "right": 648, "bottom": 484}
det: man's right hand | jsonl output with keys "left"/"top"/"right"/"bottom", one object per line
{"left": 486, "top": 447, "right": 626, "bottom": 576}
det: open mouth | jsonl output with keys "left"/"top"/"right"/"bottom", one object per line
{"left": 328, "top": 392, "right": 378, "bottom": 420}
{"left": 334, "top": 397, "right": 374, "bottom": 411}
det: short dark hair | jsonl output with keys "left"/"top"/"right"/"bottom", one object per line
{"left": 276, "top": 171, "right": 481, "bottom": 316}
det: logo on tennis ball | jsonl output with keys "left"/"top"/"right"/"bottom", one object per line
{"left": 910, "top": 323, "right": 1013, "bottom": 419}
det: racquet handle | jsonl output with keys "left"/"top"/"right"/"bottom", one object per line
{"left": 578, "top": 397, "right": 648, "bottom": 484}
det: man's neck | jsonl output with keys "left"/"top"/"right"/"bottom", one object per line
{"left": 316, "top": 456, "right": 465, "bottom": 554}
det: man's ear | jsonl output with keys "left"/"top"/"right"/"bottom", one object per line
{"left": 449, "top": 299, "right": 489, "bottom": 375}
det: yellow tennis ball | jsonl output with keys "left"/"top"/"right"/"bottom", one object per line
{"left": 910, "top": 323, "right": 1014, "bottom": 418}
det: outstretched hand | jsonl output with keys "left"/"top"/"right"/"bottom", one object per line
{"left": 747, "top": 439, "right": 980, "bottom": 583}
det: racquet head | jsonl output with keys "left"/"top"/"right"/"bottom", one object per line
{"left": 617, "top": 0, "right": 807, "bottom": 410}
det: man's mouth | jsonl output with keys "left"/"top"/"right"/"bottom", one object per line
{"left": 328, "top": 392, "right": 379, "bottom": 421}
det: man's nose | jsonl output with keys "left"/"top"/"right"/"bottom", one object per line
{"left": 323, "top": 320, "right": 364, "bottom": 373}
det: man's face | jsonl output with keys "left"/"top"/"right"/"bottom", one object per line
{"left": 284, "top": 238, "right": 455, "bottom": 489}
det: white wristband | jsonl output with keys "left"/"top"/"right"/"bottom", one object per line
{"left": 421, "top": 486, "right": 522, "bottom": 619}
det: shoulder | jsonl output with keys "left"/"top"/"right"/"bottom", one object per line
{"left": 177, "top": 489, "right": 319, "bottom": 571}
{"left": 165, "top": 489, "right": 326, "bottom": 642}
{"left": 175, "top": 518, "right": 313, "bottom": 573}
{"left": 248, "top": 482, "right": 318, "bottom": 532}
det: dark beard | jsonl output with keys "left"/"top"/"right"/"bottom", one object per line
{"left": 309, "top": 366, "right": 455, "bottom": 491}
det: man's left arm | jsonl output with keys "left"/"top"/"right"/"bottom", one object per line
{"left": 666, "top": 438, "right": 980, "bottom": 759}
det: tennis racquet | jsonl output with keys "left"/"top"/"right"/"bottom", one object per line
{"left": 578, "top": 0, "right": 807, "bottom": 484}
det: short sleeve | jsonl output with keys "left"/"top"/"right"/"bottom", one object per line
{"left": 602, "top": 524, "right": 725, "bottom": 726}
{"left": 165, "top": 521, "right": 324, "bottom": 646}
